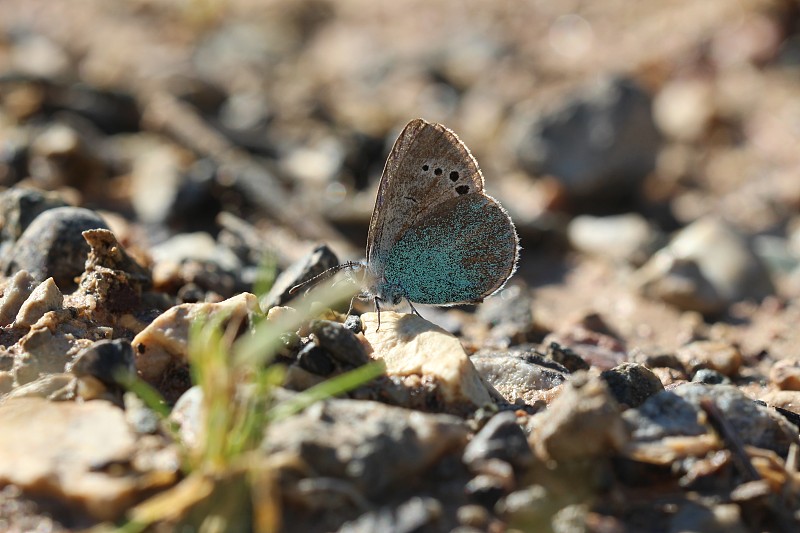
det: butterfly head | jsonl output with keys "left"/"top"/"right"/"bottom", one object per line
{"left": 371, "top": 279, "right": 406, "bottom": 308}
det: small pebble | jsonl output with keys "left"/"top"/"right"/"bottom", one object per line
{"left": 260, "top": 244, "right": 339, "bottom": 311}
{"left": 601, "top": 362, "right": 665, "bottom": 408}
{"left": 513, "top": 76, "right": 660, "bottom": 203}
{"left": 769, "top": 359, "right": 800, "bottom": 391}
{"left": 297, "top": 342, "right": 335, "bottom": 376}
{"left": 544, "top": 342, "right": 590, "bottom": 373}
{"left": 462, "top": 411, "right": 534, "bottom": 471}
{"left": 567, "top": 213, "right": 661, "bottom": 264}
{"left": 532, "top": 372, "right": 629, "bottom": 461}
{"left": 66, "top": 339, "right": 136, "bottom": 388}
{"left": 465, "top": 474, "right": 507, "bottom": 509}
{"left": 308, "top": 319, "right": 369, "bottom": 368}
{"left": 676, "top": 340, "right": 742, "bottom": 377}
{"left": 691, "top": 368, "right": 730, "bottom": 385}
{"left": 362, "top": 311, "right": 492, "bottom": 411}
{"left": 456, "top": 504, "right": 490, "bottom": 529}
{"left": 0, "top": 270, "right": 37, "bottom": 326}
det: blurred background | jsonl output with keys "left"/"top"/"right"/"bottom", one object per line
{"left": 1, "top": 0, "right": 799, "bottom": 309}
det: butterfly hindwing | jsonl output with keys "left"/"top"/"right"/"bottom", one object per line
{"left": 381, "top": 194, "right": 518, "bottom": 305}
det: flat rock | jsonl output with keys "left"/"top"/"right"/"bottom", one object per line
{"left": 361, "top": 311, "right": 492, "bottom": 410}
{"left": 263, "top": 397, "right": 468, "bottom": 496}
{"left": 471, "top": 350, "right": 566, "bottom": 407}
{"left": 0, "top": 398, "right": 138, "bottom": 521}
{"left": 624, "top": 383, "right": 799, "bottom": 457}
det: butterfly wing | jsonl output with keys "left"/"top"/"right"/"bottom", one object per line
{"left": 366, "top": 119, "right": 485, "bottom": 276}
{"left": 381, "top": 193, "right": 519, "bottom": 305}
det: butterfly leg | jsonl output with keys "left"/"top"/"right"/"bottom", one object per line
{"left": 374, "top": 297, "right": 382, "bottom": 331}
{"left": 346, "top": 294, "right": 359, "bottom": 317}
{"left": 406, "top": 298, "right": 423, "bottom": 318}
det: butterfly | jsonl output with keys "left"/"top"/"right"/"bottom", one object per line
{"left": 292, "top": 118, "right": 519, "bottom": 328}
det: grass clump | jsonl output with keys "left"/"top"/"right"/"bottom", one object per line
{"left": 111, "top": 279, "right": 383, "bottom": 533}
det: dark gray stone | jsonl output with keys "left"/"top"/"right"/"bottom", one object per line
{"left": 338, "top": 497, "right": 443, "bottom": 533}
{"left": 601, "top": 362, "right": 665, "bottom": 408}
{"left": 0, "top": 188, "right": 68, "bottom": 244}
{"left": 309, "top": 320, "right": 369, "bottom": 368}
{"left": 465, "top": 474, "right": 506, "bottom": 509}
{"left": 4, "top": 206, "right": 108, "bottom": 290}
{"left": 545, "top": 342, "right": 590, "bottom": 373}
{"left": 691, "top": 368, "right": 730, "bottom": 385}
{"left": 66, "top": 339, "right": 136, "bottom": 387}
{"left": 462, "top": 411, "right": 534, "bottom": 471}
{"left": 343, "top": 314, "right": 363, "bottom": 334}
{"left": 260, "top": 244, "right": 339, "bottom": 311}
{"left": 262, "top": 398, "right": 468, "bottom": 495}
{"left": 514, "top": 76, "right": 661, "bottom": 202}
{"left": 624, "top": 383, "right": 800, "bottom": 456}
{"left": 297, "top": 343, "right": 335, "bottom": 376}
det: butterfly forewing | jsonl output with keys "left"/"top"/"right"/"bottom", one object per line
{"left": 366, "top": 119, "right": 485, "bottom": 276}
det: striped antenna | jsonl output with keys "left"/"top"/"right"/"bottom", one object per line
{"left": 288, "top": 261, "right": 363, "bottom": 296}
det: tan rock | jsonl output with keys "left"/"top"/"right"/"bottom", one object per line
{"left": 0, "top": 398, "right": 138, "bottom": 520}
{"left": 14, "top": 277, "right": 63, "bottom": 327}
{"left": 760, "top": 390, "right": 800, "bottom": 415}
{"left": 0, "top": 270, "right": 36, "bottom": 326}
{"left": 361, "top": 311, "right": 492, "bottom": 410}
{"left": 532, "top": 372, "right": 629, "bottom": 461}
{"left": 676, "top": 340, "right": 742, "bottom": 377}
{"left": 15, "top": 325, "right": 75, "bottom": 385}
{"left": 0, "top": 371, "right": 13, "bottom": 395}
{"left": 4, "top": 373, "right": 75, "bottom": 401}
{"left": 769, "top": 359, "right": 800, "bottom": 391}
{"left": 133, "top": 292, "right": 258, "bottom": 382}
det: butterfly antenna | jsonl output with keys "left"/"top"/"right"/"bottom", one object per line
{"left": 288, "top": 261, "right": 362, "bottom": 296}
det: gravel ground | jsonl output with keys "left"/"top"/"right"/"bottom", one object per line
{"left": 1, "top": 1, "right": 800, "bottom": 532}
